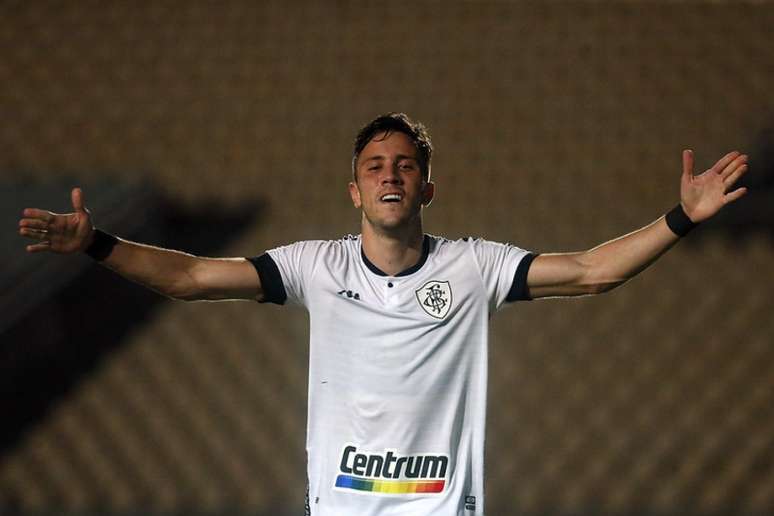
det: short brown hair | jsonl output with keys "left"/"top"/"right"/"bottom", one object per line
{"left": 352, "top": 113, "right": 433, "bottom": 181}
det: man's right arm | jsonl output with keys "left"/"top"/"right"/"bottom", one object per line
{"left": 18, "top": 188, "right": 264, "bottom": 302}
{"left": 94, "top": 239, "right": 262, "bottom": 301}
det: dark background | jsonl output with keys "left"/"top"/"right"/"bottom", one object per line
{"left": 2, "top": 1, "right": 773, "bottom": 515}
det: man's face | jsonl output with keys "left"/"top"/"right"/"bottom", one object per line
{"left": 349, "top": 131, "right": 434, "bottom": 232}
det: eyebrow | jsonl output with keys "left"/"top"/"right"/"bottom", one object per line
{"left": 363, "top": 154, "right": 419, "bottom": 163}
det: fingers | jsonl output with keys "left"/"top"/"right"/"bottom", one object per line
{"left": 71, "top": 187, "right": 86, "bottom": 213}
{"left": 19, "top": 218, "right": 49, "bottom": 230}
{"left": 19, "top": 209, "right": 53, "bottom": 252}
{"left": 719, "top": 153, "right": 748, "bottom": 181}
{"left": 21, "top": 208, "right": 55, "bottom": 222}
{"left": 723, "top": 162, "right": 748, "bottom": 187}
{"left": 26, "top": 242, "right": 51, "bottom": 253}
{"left": 19, "top": 212, "right": 54, "bottom": 242}
{"left": 724, "top": 186, "right": 748, "bottom": 204}
{"left": 710, "top": 151, "right": 741, "bottom": 175}
{"left": 19, "top": 227, "right": 50, "bottom": 241}
{"left": 21, "top": 226, "right": 52, "bottom": 253}
{"left": 682, "top": 149, "right": 694, "bottom": 180}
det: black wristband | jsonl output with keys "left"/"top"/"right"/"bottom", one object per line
{"left": 665, "top": 204, "right": 698, "bottom": 237}
{"left": 85, "top": 229, "right": 118, "bottom": 261}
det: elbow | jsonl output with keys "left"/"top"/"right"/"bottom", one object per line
{"left": 586, "top": 279, "right": 626, "bottom": 295}
{"left": 170, "top": 290, "right": 201, "bottom": 302}
{"left": 166, "top": 267, "right": 206, "bottom": 301}
{"left": 579, "top": 263, "right": 626, "bottom": 295}
{"left": 162, "top": 284, "right": 200, "bottom": 301}
{"left": 578, "top": 254, "right": 628, "bottom": 295}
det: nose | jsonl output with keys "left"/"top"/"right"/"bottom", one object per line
{"left": 380, "top": 162, "right": 403, "bottom": 184}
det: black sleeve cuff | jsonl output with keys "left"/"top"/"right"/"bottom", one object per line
{"left": 247, "top": 253, "right": 288, "bottom": 305}
{"left": 506, "top": 253, "right": 538, "bottom": 302}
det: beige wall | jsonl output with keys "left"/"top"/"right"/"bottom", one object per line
{"left": 2, "top": 1, "right": 773, "bottom": 514}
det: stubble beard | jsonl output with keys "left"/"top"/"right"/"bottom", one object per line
{"left": 362, "top": 202, "right": 423, "bottom": 238}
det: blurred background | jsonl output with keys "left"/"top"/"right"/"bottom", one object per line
{"left": 1, "top": 1, "right": 773, "bottom": 515}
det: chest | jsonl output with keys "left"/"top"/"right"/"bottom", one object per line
{"left": 308, "top": 256, "right": 486, "bottom": 337}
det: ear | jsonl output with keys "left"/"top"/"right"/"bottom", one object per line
{"left": 348, "top": 181, "right": 362, "bottom": 209}
{"left": 421, "top": 181, "right": 435, "bottom": 207}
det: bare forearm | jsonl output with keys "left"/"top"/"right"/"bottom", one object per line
{"left": 97, "top": 236, "right": 260, "bottom": 301}
{"left": 17, "top": 188, "right": 261, "bottom": 301}
{"left": 527, "top": 149, "right": 749, "bottom": 300}
{"left": 528, "top": 214, "right": 681, "bottom": 298}
{"left": 99, "top": 238, "right": 203, "bottom": 299}
{"left": 581, "top": 215, "right": 679, "bottom": 292}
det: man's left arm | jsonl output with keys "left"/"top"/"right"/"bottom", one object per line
{"left": 526, "top": 150, "right": 748, "bottom": 299}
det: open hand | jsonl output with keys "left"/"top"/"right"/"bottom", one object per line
{"left": 19, "top": 187, "right": 95, "bottom": 254}
{"left": 681, "top": 150, "right": 748, "bottom": 223}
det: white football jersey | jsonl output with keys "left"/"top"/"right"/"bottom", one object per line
{"left": 250, "top": 234, "right": 535, "bottom": 516}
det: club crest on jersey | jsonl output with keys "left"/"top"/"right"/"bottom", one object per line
{"left": 415, "top": 280, "right": 452, "bottom": 319}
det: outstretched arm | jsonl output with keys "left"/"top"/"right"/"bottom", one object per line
{"left": 526, "top": 150, "right": 748, "bottom": 299}
{"left": 19, "top": 188, "right": 263, "bottom": 301}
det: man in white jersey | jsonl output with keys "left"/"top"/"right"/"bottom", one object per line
{"left": 19, "top": 113, "right": 749, "bottom": 515}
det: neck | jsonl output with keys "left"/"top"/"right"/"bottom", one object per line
{"left": 361, "top": 217, "right": 425, "bottom": 276}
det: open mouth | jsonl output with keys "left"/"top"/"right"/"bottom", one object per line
{"left": 380, "top": 193, "right": 403, "bottom": 203}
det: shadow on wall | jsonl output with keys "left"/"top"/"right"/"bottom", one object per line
{"left": 0, "top": 183, "right": 263, "bottom": 458}
{"left": 691, "top": 122, "right": 774, "bottom": 242}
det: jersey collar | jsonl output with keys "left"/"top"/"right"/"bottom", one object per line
{"left": 361, "top": 234, "right": 430, "bottom": 277}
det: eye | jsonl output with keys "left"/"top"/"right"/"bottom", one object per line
{"left": 368, "top": 165, "right": 381, "bottom": 171}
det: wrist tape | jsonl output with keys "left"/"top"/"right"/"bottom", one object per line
{"left": 85, "top": 229, "right": 118, "bottom": 261}
{"left": 665, "top": 204, "right": 698, "bottom": 237}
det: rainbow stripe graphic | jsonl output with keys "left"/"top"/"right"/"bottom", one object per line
{"left": 335, "top": 474, "right": 445, "bottom": 494}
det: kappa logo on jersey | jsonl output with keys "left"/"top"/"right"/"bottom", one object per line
{"left": 334, "top": 445, "right": 448, "bottom": 495}
{"left": 337, "top": 289, "right": 361, "bottom": 300}
{"left": 415, "top": 280, "right": 452, "bottom": 319}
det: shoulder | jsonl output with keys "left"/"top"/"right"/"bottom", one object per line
{"left": 270, "top": 235, "right": 360, "bottom": 255}
{"left": 439, "top": 236, "right": 532, "bottom": 271}
{"left": 428, "top": 235, "right": 505, "bottom": 253}
{"left": 426, "top": 234, "right": 472, "bottom": 249}
{"left": 265, "top": 236, "right": 361, "bottom": 281}
{"left": 460, "top": 236, "right": 527, "bottom": 253}
{"left": 424, "top": 234, "right": 482, "bottom": 263}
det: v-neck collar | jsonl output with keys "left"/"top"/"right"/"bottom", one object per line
{"left": 360, "top": 235, "right": 430, "bottom": 277}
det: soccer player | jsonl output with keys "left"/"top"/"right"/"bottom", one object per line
{"left": 18, "top": 113, "right": 748, "bottom": 515}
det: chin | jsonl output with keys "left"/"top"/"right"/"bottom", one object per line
{"left": 363, "top": 205, "right": 421, "bottom": 232}
{"left": 374, "top": 217, "right": 406, "bottom": 230}
{"left": 368, "top": 214, "right": 421, "bottom": 233}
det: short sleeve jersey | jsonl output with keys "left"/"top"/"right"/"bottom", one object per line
{"left": 251, "top": 234, "right": 535, "bottom": 516}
